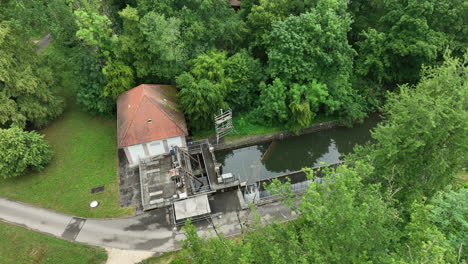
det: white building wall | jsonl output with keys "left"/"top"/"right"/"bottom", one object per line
{"left": 125, "top": 136, "right": 186, "bottom": 166}
{"left": 126, "top": 144, "right": 146, "bottom": 165}
{"left": 147, "top": 140, "right": 165, "bottom": 156}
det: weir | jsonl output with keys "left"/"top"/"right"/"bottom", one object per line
{"left": 216, "top": 116, "right": 379, "bottom": 183}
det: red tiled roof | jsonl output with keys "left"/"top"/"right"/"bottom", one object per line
{"left": 117, "top": 84, "right": 188, "bottom": 148}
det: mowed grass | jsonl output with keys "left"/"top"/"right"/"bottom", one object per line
{"left": 0, "top": 222, "right": 107, "bottom": 264}
{"left": 0, "top": 98, "right": 134, "bottom": 218}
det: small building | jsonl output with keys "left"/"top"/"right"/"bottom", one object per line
{"left": 230, "top": 0, "right": 241, "bottom": 10}
{"left": 117, "top": 84, "right": 188, "bottom": 166}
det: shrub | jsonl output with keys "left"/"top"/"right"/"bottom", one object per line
{"left": 0, "top": 127, "right": 53, "bottom": 179}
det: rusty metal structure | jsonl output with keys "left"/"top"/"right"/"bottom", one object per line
{"left": 214, "top": 109, "right": 235, "bottom": 144}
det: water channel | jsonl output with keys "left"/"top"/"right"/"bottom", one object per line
{"left": 216, "top": 116, "right": 380, "bottom": 183}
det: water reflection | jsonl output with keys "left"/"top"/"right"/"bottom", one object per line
{"left": 216, "top": 117, "right": 379, "bottom": 183}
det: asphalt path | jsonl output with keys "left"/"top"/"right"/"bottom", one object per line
{"left": 0, "top": 197, "right": 295, "bottom": 252}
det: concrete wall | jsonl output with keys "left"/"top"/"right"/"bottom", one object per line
{"left": 214, "top": 120, "right": 343, "bottom": 151}
{"left": 124, "top": 136, "right": 186, "bottom": 166}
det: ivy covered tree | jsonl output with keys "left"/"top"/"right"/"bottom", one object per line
{"left": 119, "top": 6, "right": 187, "bottom": 83}
{"left": 0, "top": 128, "right": 53, "bottom": 179}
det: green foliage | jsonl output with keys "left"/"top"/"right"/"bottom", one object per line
{"left": 177, "top": 73, "right": 227, "bottom": 131}
{"left": 139, "top": 11, "right": 186, "bottom": 80}
{"left": 245, "top": 0, "right": 314, "bottom": 58}
{"left": 429, "top": 186, "right": 468, "bottom": 260}
{"left": 266, "top": 2, "right": 364, "bottom": 121}
{"left": 73, "top": 48, "right": 115, "bottom": 115}
{"left": 257, "top": 78, "right": 288, "bottom": 125}
{"left": 74, "top": 5, "right": 135, "bottom": 107}
{"left": 119, "top": 7, "right": 187, "bottom": 82}
{"left": 355, "top": 0, "right": 447, "bottom": 85}
{"left": 288, "top": 81, "right": 330, "bottom": 133}
{"left": 353, "top": 55, "right": 468, "bottom": 205}
{"left": 392, "top": 202, "right": 456, "bottom": 263}
{"left": 0, "top": 93, "right": 134, "bottom": 217}
{"left": 429, "top": 0, "right": 468, "bottom": 56}
{"left": 294, "top": 163, "right": 400, "bottom": 263}
{"left": 173, "top": 163, "right": 462, "bottom": 264}
{"left": 75, "top": 9, "right": 117, "bottom": 57}
{"left": 102, "top": 59, "right": 135, "bottom": 99}
{"left": 0, "top": 127, "right": 53, "bottom": 179}
{"left": 0, "top": 21, "right": 64, "bottom": 128}
{"left": 225, "top": 50, "right": 265, "bottom": 111}
{"left": 136, "top": 0, "right": 244, "bottom": 56}
{"left": 176, "top": 50, "right": 232, "bottom": 130}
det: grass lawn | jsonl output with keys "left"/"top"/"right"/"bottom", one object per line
{"left": 0, "top": 222, "right": 107, "bottom": 264}
{"left": 192, "top": 111, "right": 340, "bottom": 142}
{"left": 0, "top": 97, "right": 134, "bottom": 218}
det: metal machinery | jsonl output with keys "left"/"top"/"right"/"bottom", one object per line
{"left": 214, "top": 109, "right": 235, "bottom": 144}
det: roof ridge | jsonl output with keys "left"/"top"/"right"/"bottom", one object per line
{"left": 146, "top": 93, "right": 188, "bottom": 135}
{"left": 118, "top": 88, "right": 144, "bottom": 147}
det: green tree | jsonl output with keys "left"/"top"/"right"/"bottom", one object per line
{"left": 139, "top": 11, "right": 187, "bottom": 81}
{"left": 119, "top": 6, "right": 188, "bottom": 82}
{"left": 355, "top": 0, "right": 447, "bottom": 86}
{"left": 0, "top": 21, "right": 64, "bottom": 128}
{"left": 429, "top": 186, "right": 468, "bottom": 261}
{"left": 266, "top": 2, "right": 363, "bottom": 120}
{"left": 291, "top": 163, "right": 399, "bottom": 263}
{"left": 353, "top": 55, "right": 468, "bottom": 205}
{"left": 225, "top": 50, "right": 265, "bottom": 112}
{"left": 288, "top": 81, "right": 330, "bottom": 133}
{"left": 177, "top": 74, "right": 227, "bottom": 130}
{"left": 0, "top": 127, "right": 53, "bottom": 179}
{"left": 73, "top": 49, "right": 115, "bottom": 115}
{"left": 429, "top": 0, "right": 468, "bottom": 56}
{"left": 75, "top": 6, "right": 135, "bottom": 100}
{"left": 257, "top": 78, "right": 288, "bottom": 125}
{"left": 245, "top": 0, "right": 315, "bottom": 59}
{"left": 175, "top": 163, "right": 402, "bottom": 263}
{"left": 175, "top": 50, "right": 232, "bottom": 130}
{"left": 391, "top": 202, "right": 457, "bottom": 263}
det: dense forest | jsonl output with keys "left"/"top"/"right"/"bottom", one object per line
{"left": 0, "top": 0, "right": 466, "bottom": 263}
{"left": 1, "top": 0, "right": 466, "bottom": 131}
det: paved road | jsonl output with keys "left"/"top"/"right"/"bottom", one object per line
{"left": 0, "top": 197, "right": 295, "bottom": 252}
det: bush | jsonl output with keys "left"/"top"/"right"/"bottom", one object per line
{"left": 0, "top": 127, "right": 53, "bottom": 179}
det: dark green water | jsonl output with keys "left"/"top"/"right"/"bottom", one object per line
{"left": 216, "top": 117, "right": 379, "bottom": 183}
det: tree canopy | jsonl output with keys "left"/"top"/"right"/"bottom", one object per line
{"left": 353, "top": 55, "right": 468, "bottom": 204}
{"left": 0, "top": 21, "right": 63, "bottom": 129}
{"left": 0, "top": 127, "right": 53, "bottom": 179}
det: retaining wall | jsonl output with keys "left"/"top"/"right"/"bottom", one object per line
{"left": 213, "top": 120, "right": 343, "bottom": 151}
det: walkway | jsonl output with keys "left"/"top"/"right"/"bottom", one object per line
{"left": 33, "top": 33, "right": 52, "bottom": 54}
{"left": 0, "top": 196, "right": 295, "bottom": 252}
